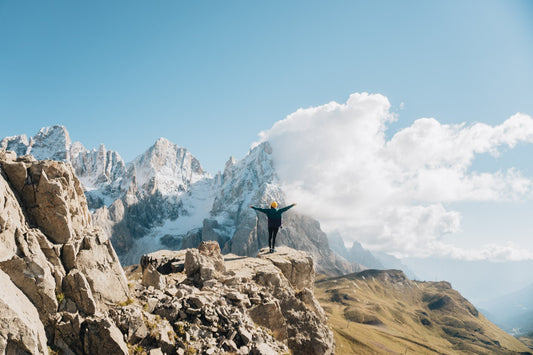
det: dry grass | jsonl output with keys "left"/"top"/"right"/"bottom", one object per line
{"left": 315, "top": 270, "right": 531, "bottom": 355}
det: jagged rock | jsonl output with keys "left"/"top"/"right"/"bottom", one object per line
{"left": 154, "top": 298, "right": 182, "bottom": 321}
{"left": 0, "top": 154, "right": 131, "bottom": 353}
{"left": 75, "top": 232, "right": 129, "bottom": 305}
{"left": 142, "top": 264, "right": 166, "bottom": 290}
{"left": 0, "top": 229, "right": 58, "bottom": 330}
{"left": 140, "top": 249, "right": 187, "bottom": 274}
{"left": 123, "top": 243, "right": 332, "bottom": 354}
{"left": 109, "top": 306, "right": 147, "bottom": 343}
{"left": 0, "top": 166, "right": 26, "bottom": 262}
{"left": 81, "top": 316, "right": 129, "bottom": 355}
{"left": 0, "top": 269, "right": 48, "bottom": 355}
{"left": 0, "top": 148, "right": 19, "bottom": 161}
{"left": 224, "top": 246, "right": 335, "bottom": 354}
{"left": 258, "top": 247, "right": 315, "bottom": 291}
{"left": 54, "top": 311, "right": 84, "bottom": 354}
{"left": 185, "top": 241, "right": 226, "bottom": 284}
{"left": 63, "top": 269, "right": 97, "bottom": 315}
{"left": 6, "top": 160, "right": 91, "bottom": 244}
{"left": 298, "top": 287, "right": 327, "bottom": 323}
{"left": 61, "top": 243, "right": 78, "bottom": 272}
{"left": 250, "top": 343, "right": 279, "bottom": 355}
{"left": 249, "top": 300, "right": 288, "bottom": 341}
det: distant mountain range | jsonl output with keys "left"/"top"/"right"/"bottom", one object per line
{"left": 480, "top": 282, "right": 533, "bottom": 335}
{"left": 1, "top": 125, "right": 365, "bottom": 275}
{"left": 328, "top": 232, "right": 416, "bottom": 278}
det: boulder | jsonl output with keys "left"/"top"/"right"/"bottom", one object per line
{"left": 184, "top": 241, "right": 226, "bottom": 284}
{"left": 141, "top": 264, "right": 166, "bottom": 290}
{"left": 258, "top": 247, "right": 315, "bottom": 291}
{"left": 81, "top": 316, "right": 129, "bottom": 355}
{"left": 54, "top": 311, "right": 84, "bottom": 354}
{"left": 0, "top": 269, "right": 48, "bottom": 355}
{"left": 63, "top": 269, "right": 97, "bottom": 316}
{"left": 248, "top": 300, "right": 288, "bottom": 341}
{"left": 74, "top": 230, "right": 130, "bottom": 306}
{"left": 0, "top": 229, "right": 58, "bottom": 329}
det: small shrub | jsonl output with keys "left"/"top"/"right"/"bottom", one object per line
{"left": 56, "top": 292, "right": 65, "bottom": 304}
{"left": 117, "top": 298, "right": 134, "bottom": 307}
{"left": 133, "top": 345, "right": 145, "bottom": 355}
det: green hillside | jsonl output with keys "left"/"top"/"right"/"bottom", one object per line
{"left": 315, "top": 270, "right": 532, "bottom": 355}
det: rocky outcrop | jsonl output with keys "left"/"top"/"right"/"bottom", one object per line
{"left": 135, "top": 242, "right": 335, "bottom": 355}
{"left": 0, "top": 151, "right": 130, "bottom": 354}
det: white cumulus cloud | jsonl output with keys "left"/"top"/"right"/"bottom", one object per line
{"left": 256, "top": 92, "right": 533, "bottom": 260}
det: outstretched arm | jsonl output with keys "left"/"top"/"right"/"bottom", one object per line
{"left": 279, "top": 203, "right": 296, "bottom": 213}
{"left": 250, "top": 205, "right": 269, "bottom": 214}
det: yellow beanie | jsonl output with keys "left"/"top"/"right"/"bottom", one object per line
{"left": 271, "top": 201, "right": 278, "bottom": 208}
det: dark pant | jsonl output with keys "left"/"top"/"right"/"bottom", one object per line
{"left": 268, "top": 227, "right": 279, "bottom": 250}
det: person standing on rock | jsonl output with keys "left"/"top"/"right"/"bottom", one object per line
{"left": 249, "top": 202, "right": 296, "bottom": 253}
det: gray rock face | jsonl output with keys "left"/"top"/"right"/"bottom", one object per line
{"left": 81, "top": 316, "right": 129, "bottom": 355}
{"left": 141, "top": 264, "right": 167, "bottom": 290}
{"left": 0, "top": 269, "right": 48, "bottom": 355}
{"left": 0, "top": 152, "right": 130, "bottom": 354}
{"left": 63, "top": 270, "right": 97, "bottom": 315}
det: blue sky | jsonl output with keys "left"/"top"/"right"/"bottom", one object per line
{"left": 2, "top": 1, "right": 533, "bottom": 265}
{"left": 2, "top": 0, "right": 532, "bottom": 173}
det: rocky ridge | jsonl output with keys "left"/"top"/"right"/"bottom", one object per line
{"left": 126, "top": 242, "right": 334, "bottom": 355}
{"left": 0, "top": 151, "right": 334, "bottom": 354}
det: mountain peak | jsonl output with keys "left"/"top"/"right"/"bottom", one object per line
{"left": 153, "top": 137, "right": 174, "bottom": 148}
{"left": 131, "top": 137, "right": 207, "bottom": 196}
{"left": 29, "top": 125, "right": 72, "bottom": 161}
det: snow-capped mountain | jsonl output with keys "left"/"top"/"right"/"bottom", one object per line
{"left": 131, "top": 137, "right": 207, "bottom": 196}
{"left": 1, "top": 126, "right": 71, "bottom": 160}
{"left": 1, "top": 125, "right": 361, "bottom": 274}
{"left": 2, "top": 126, "right": 129, "bottom": 207}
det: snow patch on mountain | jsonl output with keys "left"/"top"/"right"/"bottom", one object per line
{"left": 31, "top": 126, "right": 72, "bottom": 160}
{"left": 131, "top": 137, "right": 208, "bottom": 196}
{"left": 0, "top": 134, "right": 29, "bottom": 156}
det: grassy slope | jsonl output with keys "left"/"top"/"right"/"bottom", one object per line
{"left": 518, "top": 333, "right": 533, "bottom": 351}
{"left": 315, "top": 270, "right": 532, "bottom": 355}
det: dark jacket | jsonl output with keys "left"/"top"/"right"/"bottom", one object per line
{"left": 251, "top": 205, "right": 294, "bottom": 228}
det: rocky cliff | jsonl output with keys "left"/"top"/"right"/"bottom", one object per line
{"left": 0, "top": 150, "right": 334, "bottom": 354}
{"left": 0, "top": 151, "right": 130, "bottom": 354}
